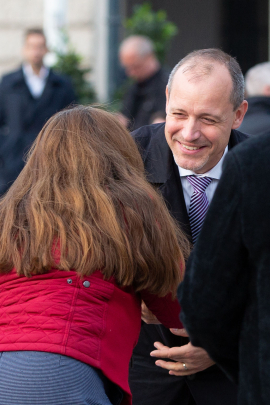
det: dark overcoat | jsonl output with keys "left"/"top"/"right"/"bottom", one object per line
{"left": 129, "top": 122, "right": 248, "bottom": 405}
{"left": 0, "top": 67, "right": 76, "bottom": 194}
{"left": 121, "top": 68, "right": 168, "bottom": 131}
{"left": 239, "top": 96, "right": 270, "bottom": 136}
{"left": 179, "top": 132, "right": 270, "bottom": 405}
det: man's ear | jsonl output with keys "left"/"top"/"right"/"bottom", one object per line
{"left": 263, "top": 85, "right": 270, "bottom": 96}
{"left": 165, "top": 86, "right": 169, "bottom": 114}
{"left": 232, "top": 100, "right": 248, "bottom": 129}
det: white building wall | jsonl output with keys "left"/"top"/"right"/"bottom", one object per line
{"left": 0, "top": 0, "right": 109, "bottom": 101}
{"left": 0, "top": 0, "right": 44, "bottom": 76}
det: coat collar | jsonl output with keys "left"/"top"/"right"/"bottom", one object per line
{"left": 9, "top": 67, "right": 61, "bottom": 87}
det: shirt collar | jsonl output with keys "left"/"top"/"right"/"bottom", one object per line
{"left": 178, "top": 146, "right": 228, "bottom": 180}
{"left": 22, "top": 63, "right": 49, "bottom": 80}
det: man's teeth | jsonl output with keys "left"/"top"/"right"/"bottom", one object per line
{"left": 182, "top": 145, "right": 200, "bottom": 150}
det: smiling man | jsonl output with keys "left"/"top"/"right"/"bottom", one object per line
{"left": 129, "top": 49, "right": 248, "bottom": 405}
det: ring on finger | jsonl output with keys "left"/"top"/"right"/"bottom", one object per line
{"left": 182, "top": 363, "right": 188, "bottom": 371}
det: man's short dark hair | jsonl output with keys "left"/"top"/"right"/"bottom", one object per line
{"left": 167, "top": 48, "right": 244, "bottom": 110}
{"left": 24, "top": 28, "right": 46, "bottom": 42}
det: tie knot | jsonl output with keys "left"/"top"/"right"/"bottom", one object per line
{"left": 187, "top": 175, "right": 212, "bottom": 193}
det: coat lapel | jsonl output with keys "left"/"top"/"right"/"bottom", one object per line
{"left": 23, "top": 70, "right": 57, "bottom": 128}
{"left": 159, "top": 156, "right": 192, "bottom": 241}
{"left": 142, "top": 125, "right": 192, "bottom": 241}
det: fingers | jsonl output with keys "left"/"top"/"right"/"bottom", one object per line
{"left": 141, "top": 302, "right": 161, "bottom": 324}
{"left": 169, "top": 328, "right": 189, "bottom": 337}
{"left": 150, "top": 342, "right": 216, "bottom": 375}
{"left": 150, "top": 343, "right": 185, "bottom": 361}
{"left": 153, "top": 341, "right": 167, "bottom": 350}
{"left": 154, "top": 359, "right": 194, "bottom": 376}
{"left": 150, "top": 342, "right": 170, "bottom": 359}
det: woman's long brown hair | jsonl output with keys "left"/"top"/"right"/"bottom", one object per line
{"left": 0, "top": 106, "right": 189, "bottom": 296}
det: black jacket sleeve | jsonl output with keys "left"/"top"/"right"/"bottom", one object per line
{"left": 178, "top": 151, "right": 251, "bottom": 383}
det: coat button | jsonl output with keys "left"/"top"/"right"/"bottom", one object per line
{"left": 67, "top": 279, "right": 72, "bottom": 284}
{"left": 83, "top": 281, "right": 90, "bottom": 288}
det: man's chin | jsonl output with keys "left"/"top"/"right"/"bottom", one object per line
{"left": 174, "top": 156, "right": 210, "bottom": 173}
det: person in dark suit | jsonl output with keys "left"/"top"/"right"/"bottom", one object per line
{"left": 0, "top": 28, "right": 76, "bottom": 195}
{"left": 179, "top": 132, "right": 270, "bottom": 405}
{"left": 239, "top": 62, "right": 270, "bottom": 136}
{"left": 117, "top": 35, "right": 169, "bottom": 131}
{"left": 129, "top": 49, "right": 248, "bottom": 405}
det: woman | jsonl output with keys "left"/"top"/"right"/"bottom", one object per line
{"left": 0, "top": 106, "right": 189, "bottom": 405}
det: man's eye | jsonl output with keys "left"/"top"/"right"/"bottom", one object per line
{"left": 174, "top": 113, "right": 186, "bottom": 118}
{"left": 203, "top": 118, "right": 215, "bottom": 124}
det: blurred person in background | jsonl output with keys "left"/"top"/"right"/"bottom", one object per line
{"left": 239, "top": 62, "right": 270, "bottom": 135}
{"left": 0, "top": 105, "right": 189, "bottom": 405}
{"left": 0, "top": 28, "right": 76, "bottom": 196}
{"left": 118, "top": 35, "right": 168, "bottom": 130}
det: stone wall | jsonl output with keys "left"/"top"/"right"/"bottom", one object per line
{"left": 0, "top": 0, "right": 44, "bottom": 76}
{"left": 0, "top": 0, "right": 107, "bottom": 100}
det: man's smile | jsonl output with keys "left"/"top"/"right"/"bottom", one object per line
{"left": 175, "top": 140, "right": 208, "bottom": 154}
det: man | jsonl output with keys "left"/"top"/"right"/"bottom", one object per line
{"left": 0, "top": 28, "right": 76, "bottom": 195}
{"left": 118, "top": 35, "right": 168, "bottom": 130}
{"left": 129, "top": 49, "right": 248, "bottom": 405}
{"left": 239, "top": 62, "right": 270, "bottom": 135}
{"left": 179, "top": 132, "right": 270, "bottom": 404}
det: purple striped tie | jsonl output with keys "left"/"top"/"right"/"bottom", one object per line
{"left": 187, "top": 176, "right": 212, "bottom": 244}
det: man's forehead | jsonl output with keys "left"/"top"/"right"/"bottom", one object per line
{"left": 168, "top": 77, "right": 234, "bottom": 114}
{"left": 120, "top": 49, "right": 144, "bottom": 63}
{"left": 25, "top": 34, "right": 46, "bottom": 44}
{"left": 177, "top": 60, "right": 230, "bottom": 82}
{"left": 169, "top": 63, "right": 233, "bottom": 104}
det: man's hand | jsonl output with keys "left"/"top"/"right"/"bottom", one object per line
{"left": 141, "top": 301, "right": 161, "bottom": 324}
{"left": 150, "top": 328, "right": 215, "bottom": 376}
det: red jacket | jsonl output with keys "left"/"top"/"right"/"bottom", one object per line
{"left": 0, "top": 268, "right": 182, "bottom": 405}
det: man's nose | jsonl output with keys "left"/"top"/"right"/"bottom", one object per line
{"left": 181, "top": 119, "right": 201, "bottom": 141}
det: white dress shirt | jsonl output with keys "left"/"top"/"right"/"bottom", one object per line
{"left": 178, "top": 146, "right": 228, "bottom": 214}
{"left": 23, "top": 64, "right": 49, "bottom": 98}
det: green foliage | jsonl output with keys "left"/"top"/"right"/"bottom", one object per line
{"left": 53, "top": 46, "right": 96, "bottom": 105}
{"left": 125, "top": 2, "right": 178, "bottom": 63}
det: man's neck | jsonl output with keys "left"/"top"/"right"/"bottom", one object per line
{"left": 29, "top": 63, "right": 43, "bottom": 75}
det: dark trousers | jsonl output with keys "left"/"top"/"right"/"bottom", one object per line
{"left": 129, "top": 323, "right": 238, "bottom": 405}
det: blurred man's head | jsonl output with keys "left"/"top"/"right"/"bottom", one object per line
{"left": 23, "top": 28, "right": 48, "bottom": 72}
{"left": 119, "top": 35, "right": 160, "bottom": 82}
{"left": 245, "top": 62, "right": 270, "bottom": 97}
{"left": 165, "top": 49, "right": 248, "bottom": 174}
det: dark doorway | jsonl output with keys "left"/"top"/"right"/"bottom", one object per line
{"left": 221, "top": 0, "right": 268, "bottom": 74}
{"left": 125, "top": 0, "right": 269, "bottom": 73}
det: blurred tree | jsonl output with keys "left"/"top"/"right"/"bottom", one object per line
{"left": 53, "top": 42, "right": 96, "bottom": 105}
{"left": 125, "top": 2, "right": 178, "bottom": 63}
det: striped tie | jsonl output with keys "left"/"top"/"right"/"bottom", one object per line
{"left": 187, "top": 175, "right": 212, "bottom": 244}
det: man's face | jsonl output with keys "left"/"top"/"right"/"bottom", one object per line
{"left": 23, "top": 34, "right": 47, "bottom": 68}
{"left": 120, "top": 50, "right": 152, "bottom": 82}
{"left": 165, "top": 63, "right": 247, "bottom": 173}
